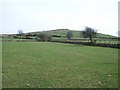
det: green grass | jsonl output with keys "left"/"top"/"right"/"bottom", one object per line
{"left": 2, "top": 42, "right": 118, "bottom": 88}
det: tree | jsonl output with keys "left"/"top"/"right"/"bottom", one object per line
{"left": 18, "top": 30, "right": 24, "bottom": 39}
{"left": 81, "top": 27, "right": 97, "bottom": 43}
{"left": 37, "top": 33, "right": 52, "bottom": 41}
{"left": 47, "top": 35, "right": 52, "bottom": 41}
{"left": 66, "top": 31, "right": 73, "bottom": 40}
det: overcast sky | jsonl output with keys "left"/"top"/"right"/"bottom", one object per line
{"left": 0, "top": 0, "right": 119, "bottom": 36}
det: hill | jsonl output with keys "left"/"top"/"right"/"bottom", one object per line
{"left": 27, "top": 29, "right": 117, "bottom": 38}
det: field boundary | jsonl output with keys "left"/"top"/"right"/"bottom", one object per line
{"left": 51, "top": 40, "right": 120, "bottom": 49}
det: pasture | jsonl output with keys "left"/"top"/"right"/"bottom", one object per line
{"left": 2, "top": 42, "right": 118, "bottom": 88}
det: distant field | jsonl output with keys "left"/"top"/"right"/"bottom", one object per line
{"left": 2, "top": 42, "right": 118, "bottom": 88}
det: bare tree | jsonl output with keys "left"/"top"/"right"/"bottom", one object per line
{"left": 66, "top": 31, "right": 73, "bottom": 40}
{"left": 18, "top": 30, "right": 24, "bottom": 39}
{"left": 81, "top": 27, "right": 97, "bottom": 43}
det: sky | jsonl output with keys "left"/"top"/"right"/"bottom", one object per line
{"left": 0, "top": 0, "right": 119, "bottom": 36}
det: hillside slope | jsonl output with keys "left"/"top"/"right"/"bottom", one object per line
{"left": 28, "top": 29, "right": 116, "bottom": 38}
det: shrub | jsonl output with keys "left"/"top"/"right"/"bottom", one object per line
{"left": 37, "top": 33, "right": 52, "bottom": 41}
{"left": 52, "top": 35, "right": 62, "bottom": 37}
{"left": 66, "top": 31, "right": 73, "bottom": 40}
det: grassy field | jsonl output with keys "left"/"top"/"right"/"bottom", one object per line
{"left": 2, "top": 42, "right": 118, "bottom": 88}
